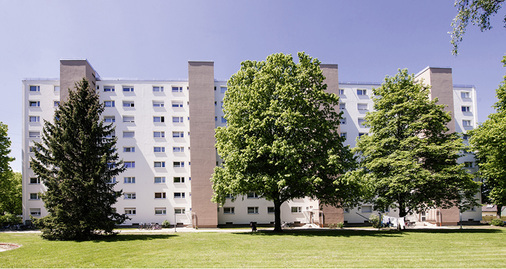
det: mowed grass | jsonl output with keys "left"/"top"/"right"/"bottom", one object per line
{"left": 0, "top": 228, "right": 505, "bottom": 268}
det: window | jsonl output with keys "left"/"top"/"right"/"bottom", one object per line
{"left": 104, "top": 116, "right": 115, "bottom": 123}
{"left": 220, "top": 87, "right": 227, "bottom": 93}
{"left": 125, "top": 208, "right": 136, "bottom": 215}
{"left": 172, "top": 86, "right": 183, "bottom": 92}
{"left": 123, "top": 131, "right": 134, "bottom": 138}
{"left": 54, "top": 101, "right": 60, "bottom": 107}
{"left": 29, "top": 101, "right": 40, "bottom": 107}
{"left": 357, "top": 89, "right": 367, "bottom": 96}
{"left": 54, "top": 86, "right": 60, "bottom": 91}
{"left": 221, "top": 117, "right": 227, "bottom": 123}
{"left": 358, "top": 103, "right": 368, "bottom": 110}
{"left": 462, "top": 106, "right": 471, "bottom": 112}
{"left": 461, "top": 91, "right": 470, "bottom": 99}
{"left": 107, "top": 177, "right": 117, "bottom": 184}
{"left": 123, "top": 86, "right": 134, "bottom": 92}
{"left": 358, "top": 132, "right": 367, "bottom": 137}
{"left": 153, "top": 86, "right": 164, "bottom": 92}
{"left": 29, "top": 193, "right": 40, "bottom": 200}
{"left": 155, "top": 207, "right": 166, "bottom": 215}
{"left": 225, "top": 194, "right": 234, "bottom": 199}
{"left": 358, "top": 118, "right": 366, "bottom": 127}
{"left": 124, "top": 161, "right": 135, "bottom": 168}
{"left": 340, "top": 117, "right": 346, "bottom": 125}
{"left": 29, "top": 85, "right": 40, "bottom": 92}
{"left": 340, "top": 132, "right": 347, "bottom": 139}
{"left": 30, "top": 177, "right": 40, "bottom": 184}
{"left": 247, "top": 207, "right": 259, "bottom": 214}
{"left": 464, "top": 162, "right": 473, "bottom": 168}
{"left": 173, "top": 146, "right": 184, "bottom": 152}
{"left": 173, "top": 177, "right": 185, "bottom": 183}
{"left": 291, "top": 206, "right": 301, "bottom": 213}
{"left": 124, "top": 177, "right": 135, "bottom": 183}
{"left": 153, "top": 101, "right": 164, "bottom": 107}
{"left": 463, "top": 120, "right": 472, "bottom": 127}
{"left": 123, "top": 101, "right": 135, "bottom": 107}
{"left": 30, "top": 208, "right": 41, "bottom": 216}
{"left": 172, "top": 131, "right": 184, "bottom": 138}
{"left": 29, "top": 131, "right": 40, "bottom": 138}
{"left": 154, "top": 131, "right": 165, "bottom": 138}
{"left": 223, "top": 207, "right": 235, "bottom": 214}
{"left": 362, "top": 206, "right": 372, "bottom": 213}
{"left": 155, "top": 192, "right": 166, "bottom": 199}
{"left": 105, "top": 131, "right": 116, "bottom": 138}
{"left": 172, "top": 101, "right": 183, "bottom": 108}
{"left": 154, "top": 177, "right": 166, "bottom": 183}
{"left": 123, "top": 147, "right": 135, "bottom": 153}
{"left": 339, "top": 103, "right": 346, "bottom": 110}
{"left": 267, "top": 207, "right": 275, "bottom": 214}
{"left": 172, "top": 116, "right": 183, "bottom": 123}
{"left": 339, "top": 89, "right": 345, "bottom": 95}
{"left": 173, "top": 161, "right": 184, "bottom": 168}
{"left": 29, "top": 116, "right": 40, "bottom": 123}
{"left": 124, "top": 193, "right": 136, "bottom": 199}
{"left": 104, "top": 86, "right": 115, "bottom": 92}
{"left": 154, "top": 161, "right": 166, "bottom": 168}
{"left": 174, "top": 192, "right": 185, "bottom": 198}
{"left": 247, "top": 192, "right": 259, "bottom": 199}
{"left": 154, "top": 146, "right": 165, "bottom": 153}
{"left": 153, "top": 116, "right": 165, "bottom": 123}
{"left": 123, "top": 116, "right": 135, "bottom": 123}
{"left": 463, "top": 134, "right": 469, "bottom": 140}
{"left": 104, "top": 101, "right": 115, "bottom": 107}
{"left": 174, "top": 208, "right": 185, "bottom": 214}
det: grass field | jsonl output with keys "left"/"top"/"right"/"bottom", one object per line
{"left": 0, "top": 228, "right": 505, "bottom": 268}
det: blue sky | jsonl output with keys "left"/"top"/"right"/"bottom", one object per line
{"left": 1, "top": 0, "right": 505, "bottom": 171}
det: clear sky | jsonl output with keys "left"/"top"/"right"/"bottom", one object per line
{"left": 1, "top": 0, "right": 505, "bottom": 171}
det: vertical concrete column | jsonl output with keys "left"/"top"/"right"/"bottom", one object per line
{"left": 416, "top": 67, "right": 459, "bottom": 225}
{"left": 188, "top": 61, "right": 218, "bottom": 228}
{"left": 320, "top": 64, "right": 344, "bottom": 225}
{"left": 60, "top": 60, "right": 98, "bottom": 102}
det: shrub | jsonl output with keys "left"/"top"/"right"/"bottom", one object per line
{"left": 490, "top": 218, "right": 504, "bottom": 227}
{"left": 369, "top": 215, "right": 382, "bottom": 228}
{"left": 162, "top": 220, "right": 171, "bottom": 228}
{"left": 0, "top": 213, "right": 22, "bottom": 227}
{"left": 336, "top": 222, "right": 344, "bottom": 229}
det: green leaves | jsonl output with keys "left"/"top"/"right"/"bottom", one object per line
{"left": 212, "top": 52, "right": 358, "bottom": 230}
{"left": 353, "top": 69, "right": 479, "bottom": 216}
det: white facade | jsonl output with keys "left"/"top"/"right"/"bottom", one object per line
{"left": 22, "top": 61, "right": 481, "bottom": 227}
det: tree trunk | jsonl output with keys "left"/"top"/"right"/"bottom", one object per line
{"left": 497, "top": 204, "right": 503, "bottom": 218}
{"left": 274, "top": 199, "right": 282, "bottom": 232}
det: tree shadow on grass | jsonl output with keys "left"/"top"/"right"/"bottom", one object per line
{"left": 234, "top": 228, "right": 504, "bottom": 238}
{"left": 90, "top": 234, "right": 177, "bottom": 243}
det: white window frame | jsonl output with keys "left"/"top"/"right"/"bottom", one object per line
{"left": 124, "top": 176, "right": 136, "bottom": 183}
{"left": 104, "top": 116, "right": 115, "bottom": 123}
{"left": 29, "top": 101, "right": 40, "bottom": 107}
{"left": 173, "top": 177, "right": 185, "bottom": 183}
{"left": 461, "top": 106, "right": 471, "bottom": 112}
{"left": 154, "top": 146, "right": 165, "bottom": 153}
{"left": 172, "top": 116, "right": 183, "bottom": 123}
{"left": 173, "top": 146, "right": 184, "bottom": 153}
{"left": 357, "top": 103, "right": 368, "bottom": 111}
{"left": 154, "top": 192, "right": 167, "bottom": 199}
{"left": 461, "top": 91, "right": 470, "bottom": 99}
{"left": 171, "top": 86, "right": 183, "bottom": 93}
{"left": 104, "top": 86, "right": 115, "bottom": 92}
{"left": 122, "top": 86, "right": 134, "bottom": 92}
{"left": 154, "top": 177, "right": 166, "bottom": 183}
{"left": 362, "top": 205, "right": 373, "bottom": 213}
{"left": 155, "top": 207, "right": 166, "bottom": 215}
{"left": 123, "top": 147, "right": 135, "bottom": 153}
{"left": 29, "top": 85, "right": 40, "bottom": 92}
{"left": 223, "top": 207, "right": 235, "bottom": 214}
{"left": 123, "top": 131, "right": 135, "bottom": 138}
{"left": 124, "top": 161, "right": 135, "bottom": 168}
{"left": 153, "top": 116, "right": 165, "bottom": 123}
{"left": 29, "top": 177, "right": 40, "bottom": 184}
{"left": 123, "top": 116, "right": 135, "bottom": 123}
{"left": 172, "top": 131, "right": 184, "bottom": 138}
{"left": 124, "top": 192, "right": 136, "bottom": 199}
{"left": 104, "top": 101, "right": 115, "bottom": 107}
{"left": 463, "top": 120, "right": 472, "bottom": 127}
{"left": 124, "top": 208, "right": 136, "bottom": 215}
{"left": 153, "top": 101, "right": 165, "bottom": 107}
{"left": 174, "top": 192, "right": 185, "bottom": 199}
{"left": 291, "top": 206, "right": 302, "bottom": 213}
{"left": 29, "top": 131, "right": 40, "bottom": 138}
{"left": 357, "top": 89, "right": 367, "bottom": 96}
{"left": 154, "top": 161, "right": 166, "bottom": 168}
{"left": 29, "top": 193, "right": 40, "bottom": 200}
{"left": 154, "top": 131, "right": 165, "bottom": 138}
{"left": 247, "top": 207, "right": 259, "bottom": 214}
{"left": 173, "top": 161, "right": 184, "bottom": 168}
{"left": 174, "top": 208, "right": 185, "bottom": 214}
{"left": 30, "top": 208, "right": 41, "bottom": 216}
{"left": 29, "top": 116, "right": 40, "bottom": 123}
{"left": 172, "top": 101, "right": 183, "bottom": 108}
{"left": 153, "top": 86, "right": 164, "bottom": 92}
{"left": 123, "top": 101, "right": 135, "bottom": 108}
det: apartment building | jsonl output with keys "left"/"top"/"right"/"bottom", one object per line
{"left": 22, "top": 60, "right": 481, "bottom": 227}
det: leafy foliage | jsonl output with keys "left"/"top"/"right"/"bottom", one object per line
{"left": 469, "top": 56, "right": 506, "bottom": 217}
{"left": 451, "top": 0, "right": 505, "bottom": 55}
{"left": 212, "top": 52, "right": 359, "bottom": 231}
{"left": 351, "top": 69, "right": 479, "bottom": 217}
{"left": 0, "top": 123, "right": 17, "bottom": 216}
{"left": 31, "top": 79, "right": 127, "bottom": 240}
{"left": 490, "top": 218, "right": 504, "bottom": 226}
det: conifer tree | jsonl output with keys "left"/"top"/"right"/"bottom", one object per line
{"left": 0, "top": 122, "right": 17, "bottom": 216}
{"left": 32, "top": 79, "right": 127, "bottom": 240}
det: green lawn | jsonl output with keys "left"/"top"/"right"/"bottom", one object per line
{"left": 0, "top": 228, "right": 505, "bottom": 268}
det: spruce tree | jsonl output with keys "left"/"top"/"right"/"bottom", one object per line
{"left": 32, "top": 79, "right": 127, "bottom": 240}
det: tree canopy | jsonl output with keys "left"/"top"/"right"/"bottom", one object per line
{"left": 0, "top": 122, "right": 17, "bottom": 217}
{"left": 469, "top": 56, "right": 506, "bottom": 217}
{"left": 350, "top": 69, "right": 479, "bottom": 217}
{"left": 451, "top": 0, "right": 505, "bottom": 55}
{"left": 212, "top": 52, "right": 359, "bottom": 231}
{"left": 32, "top": 79, "right": 127, "bottom": 240}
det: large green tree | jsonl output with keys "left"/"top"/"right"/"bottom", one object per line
{"left": 451, "top": 0, "right": 505, "bottom": 55}
{"left": 350, "top": 69, "right": 479, "bottom": 218}
{"left": 32, "top": 79, "right": 127, "bottom": 240}
{"left": 469, "top": 56, "right": 506, "bottom": 217}
{"left": 0, "top": 122, "right": 17, "bottom": 216}
{"left": 212, "top": 52, "right": 359, "bottom": 232}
